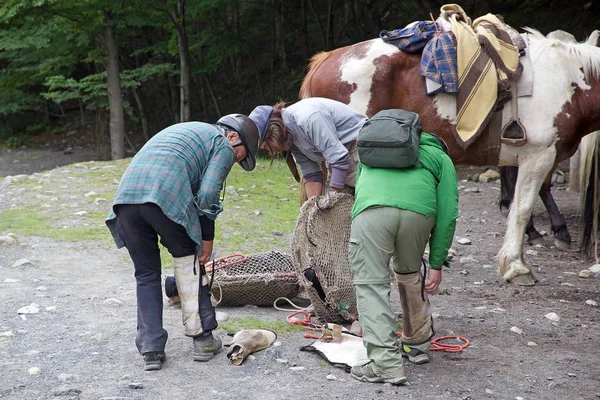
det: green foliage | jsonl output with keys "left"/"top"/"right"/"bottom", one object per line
{"left": 219, "top": 317, "right": 304, "bottom": 335}
{"left": 4, "top": 136, "right": 22, "bottom": 149}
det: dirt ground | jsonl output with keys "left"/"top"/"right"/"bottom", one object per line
{"left": 0, "top": 139, "right": 599, "bottom": 400}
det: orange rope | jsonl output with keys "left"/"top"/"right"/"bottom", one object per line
{"left": 430, "top": 335, "right": 470, "bottom": 352}
{"left": 286, "top": 311, "right": 322, "bottom": 332}
{"left": 204, "top": 254, "right": 248, "bottom": 272}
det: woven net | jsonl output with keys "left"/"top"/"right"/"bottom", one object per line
{"left": 207, "top": 251, "right": 300, "bottom": 307}
{"left": 291, "top": 192, "right": 357, "bottom": 324}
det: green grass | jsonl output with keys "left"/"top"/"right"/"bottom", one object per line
{"left": 219, "top": 316, "right": 305, "bottom": 335}
{"left": 0, "top": 157, "right": 300, "bottom": 256}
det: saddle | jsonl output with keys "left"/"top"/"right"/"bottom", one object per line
{"left": 380, "top": 4, "right": 528, "bottom": 147}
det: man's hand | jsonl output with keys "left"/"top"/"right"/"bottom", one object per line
{"left": 424, "top": 268, "right": 442, "bottom": 293}
{"left": 199, "top": 240, "right": 214, "bottom": 264}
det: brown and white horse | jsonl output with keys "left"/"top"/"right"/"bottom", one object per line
{"left": 299, "top": 28, "right": 600, "bottom": 285}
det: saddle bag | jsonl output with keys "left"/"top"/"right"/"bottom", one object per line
{"left": 357, "top": 109, "right": 422, "bottom": 169}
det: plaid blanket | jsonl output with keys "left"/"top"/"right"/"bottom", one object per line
{"left": 380, "top": 21, "right": 458, "bottom": 93}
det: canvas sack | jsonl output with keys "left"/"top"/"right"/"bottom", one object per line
{"left": 357, "top": 109, "right": 422, "bottom": 169}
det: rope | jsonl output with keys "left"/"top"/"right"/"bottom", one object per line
{"left": 286, "top": 311, "right": 322, "bottom": 332}
{"left": 205, "top": 254, "right": 248, "bottom": 272}
{"left": 430, "top": 335, "right": 470, "bottom": 352}
{"left": 273, "top": 297, "right": 312, "bottom": 312}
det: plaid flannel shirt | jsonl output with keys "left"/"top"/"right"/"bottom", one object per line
{"left": 105, "top": 122, "right": 235, "bottom": 249}
{"left": 380, "top": 21, "right": 458, "bottom": 93}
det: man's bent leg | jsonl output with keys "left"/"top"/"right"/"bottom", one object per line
{"left": 116, "top": 204, "right": 168, "bottom": 355}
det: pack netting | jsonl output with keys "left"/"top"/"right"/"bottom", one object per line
{"left": 291, "top": 192, "right": 357, "bottom": 324}
{"left": 165, "top": 251, "right": 300, "bottom": 307}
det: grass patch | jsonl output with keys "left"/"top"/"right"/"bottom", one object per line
{"left": 218, "top": 316, "right": 305, "bottom": 335}
{"left": 0, "top": 157, "right": 300, "bottom": 256}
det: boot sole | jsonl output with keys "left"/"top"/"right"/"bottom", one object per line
{"left": 192, "top": 347, "right": 222, "bottom": 362}
{"left": 402, "top": 353, "right": 430, "bottom": 365}
{"left": 144, "top": 361, "right": 163, "bottom": 371}
{"left": 351, "top": 372, "right": 407, "bottom": 386}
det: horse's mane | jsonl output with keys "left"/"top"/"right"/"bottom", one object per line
{"left": 524, "top": 27, "right": 600, "bottom": 81}
{"left": 299, "top": 51, "right": 331, "bottom": 99}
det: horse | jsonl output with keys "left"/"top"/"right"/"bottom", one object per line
{"left": 498, "top": 31, "right": 600, "bottom": 251}
{"left": 298, "top": 28, "right": 600, "bottom": 286}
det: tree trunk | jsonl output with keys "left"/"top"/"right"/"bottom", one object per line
{"left": 132, "top": 87, "right": 150, "bottom": 142}
{"left": 202, "top": 73, "right": 221, "bottom": 117}
{"left": 103, "top": 15, "right": 125, "bottom": 160}
{"left": 172, "top": 1, "right": 191, "bottom": 122}
{"left": 94, "top": 107, "right": 111, "bottom": 161}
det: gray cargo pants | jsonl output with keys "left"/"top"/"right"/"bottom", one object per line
{"left": 348, "top": 206, "right": 435, "bottom": 373}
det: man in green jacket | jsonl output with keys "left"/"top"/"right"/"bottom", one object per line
{"left": 349, "top": 132, "right": 458, "bottom": 385}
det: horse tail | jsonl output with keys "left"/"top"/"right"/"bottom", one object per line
{"left": 579, "top": 130, "right": 600, "bottom": 260}
{"left": 299, "top": 51, "right": 333, "bottom": 99}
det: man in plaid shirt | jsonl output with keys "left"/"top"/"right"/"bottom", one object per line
{"left": 106, "top": 114, "right": 259, "bottom": 371}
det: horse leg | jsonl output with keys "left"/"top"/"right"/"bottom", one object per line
{"left": 500, "top": 166, "right": 546, "bottom": 246}
{"left": 498, "top": 147, "right": 557, "bottom": 286}
{"left": 538, "top": 177, "right": 572, "bottom": 250}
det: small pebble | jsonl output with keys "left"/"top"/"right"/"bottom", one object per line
{"left": 326, "top": 374, "right": 337, "bottom": 381}
{"left": 128, "top": 382, "right": 143, "bottom": 389}
{"left": 510, "top": 326, "right": 523, "bottom": 335}
{"left": 567, "top": 373, "right": 576, "bottom": 377}
{"left": 527, "top": 341, "right": 537, "bottom": 346}
{"left": 585, "top": 300, "right": 598, "bottom": 307}
{"left": 545, "top": 312, "right": 560, "bottom": 322}
{"left": 29, "top": 367, "right": 41, "bottom": 375}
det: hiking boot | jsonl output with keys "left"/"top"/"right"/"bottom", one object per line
{"left": 350, "top": 362, "right": 407, "bottom": 386}
{"left": 192, "top": 334, "right": 222, "bottom": 362}
{"left": 400, "top": 342, "right": 430, "bottom": 365}
{"left": 142, "top": 351, "right": 166, "bottom": 371}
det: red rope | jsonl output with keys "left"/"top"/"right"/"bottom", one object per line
{"left": 286, "top": 311, "right": 322, "bottom": 332}
{"left": 430, "top": 335, "right": 470, "bottom": 352}
{"left": 205, "top": 254, "right": 248, "bottom": 272}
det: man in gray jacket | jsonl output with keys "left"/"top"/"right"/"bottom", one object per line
{"left": 249, "top": 97, "right": 368, "bottom": 199}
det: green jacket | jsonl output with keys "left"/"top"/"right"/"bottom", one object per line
{"left": 352, "top": 132, "right": 458, "bottom": 269}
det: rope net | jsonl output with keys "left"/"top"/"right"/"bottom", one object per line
{"left": 209, "top": 251, "right": 300, "bottom": 306}
{"left": 291, "top": 192, "right": 357, "bottom": 324}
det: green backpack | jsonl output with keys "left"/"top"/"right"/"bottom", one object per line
{"left": 357, "top": 109, "right": 422, "bottom": 169}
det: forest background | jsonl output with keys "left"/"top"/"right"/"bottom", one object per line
{"left": 1, "top": 0, "right": 598, "bottom": 160}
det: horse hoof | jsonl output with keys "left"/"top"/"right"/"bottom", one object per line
{"left": 510, "top": 274, "right": 536, "bottom": 286}
{"left": 528, "top": 237, "right": 546, "bottom": 247}
{"left": 554, "top": 238, "right": 571, "bottom": 251}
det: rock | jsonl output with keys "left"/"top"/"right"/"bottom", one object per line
{"left": 225, "top": 186, "right": 238, "bottom": 196}
{"left": 74, "top": 211, "right": 87, "bottom": 216}
{"left": 29, "top": 367, "right": 41, "bottom": 375}
{"left": 326, "top": 374, "right": 337, "bottom": 381}
{"left": 45, "top": 306, "right": 57, "bottom": 311}
{"left": 510, "top": 326, "right": 523, "bottom": 335}
{"left": 12, "top": 258, "right": 34, "bottom": 268}
{"left": 585, "top": 299, "right": 598, "bottom": 307}
{"left": 0, "top": 234, "right": 18, "bottom": 246}
{"left": 264, "top": 347, "right": 281, "bottom": 359}
{"left": 457, "top": 238, "right": 472, "bottom": 245}
{"left": 57, "top": 373, "right": 74, "bottom": 381}
{"left": 463, "top": 187, "right": 481, "bottom": 193}
{"left": 579, "top": 269, "right": 595, "bottom": 278}
{"left": 527, "top": 341, "right": 537, "bottom": 347}
{"left": 103, "top": 298, "right": 122, "bottom": 305}
{"left": 478, "top": 169, "right": 500, "bottom": 183}
{"left": 551, "top": 170, "right": 565, "bottom": 184}
{"left": 279, "top": 198, "right": 289, "bottom": 202}
{"left": 216, "top": 311, "right": 230, "bottom": 321}
{"left": 289, "top": 366, "right": 305, "bottom": 371}
{"left": 589, "top": 264, "right": 600, "bottom": 273}
{"left": 469, "top": 173, "right": 480, "bottom": 182}
{"left": 560, "top": 282, "right": 574, "bottom": 287}
{"left": 90, "top": 333, "right": 103, "bottom": 341}
{"left": 459, "top": 257, "right": 476, "bottom": 264}
{"left": 275, "top": 358, "right": 289, "bottom": 364}
{"left": 36, "top": 286, "right": 48, "bottom": 291}
{"left": 266, "top": 180, "right": 275, "bottom": 185}
{"left": 4, "top": 278, "right": 20, "bottom": 283}
{"left": 53, "top": 387, "right": 82, "bottom": 396}
{"left": 567, "top": 373, "right": 576, "bottom": 377}
{"left": 253, "top": 210, "right": 261, "bottom": 216}
{"left": 525, "top": 249, "right": 539, "bottom": 256}
{"left": 18, "top": 303, "right": 40, "bottom": 314}
{"left": 459, "top": 270, "right": 469, "bottom": 275}
{"left": 271, "top": 230, "right": 283, "bottom": 236}
{"left": 545, "top": 312, "right": 560, "bottom": 322}
{"left": 94, "top": 198, "right": 108, "bottom": 205}
{"left": 128, "top": 382, "right": 143, "bottom": 389}
{"left": 0, "top": 331, "right": 15, "bottom": 338}
{"left": 84, "top": 191, "right": 98, "bottom": 197}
